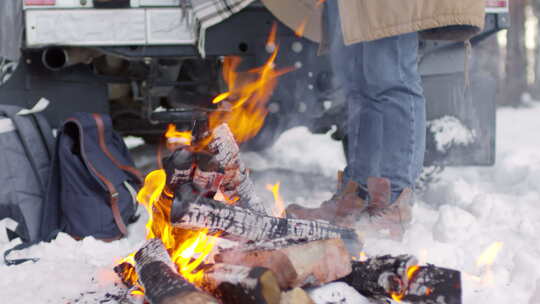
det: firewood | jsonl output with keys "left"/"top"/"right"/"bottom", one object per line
{"left": 339, "top": 255, "right": 419, "bottom": 299}
{"left": 281, "top": 288, "right": 315, "bottom": 304}
{"left": 340, "top": 256, "right": 462, "bottom": 304}
{"left": 207, "top": 124, "right": 270, "bottom": 215}
{"left": 134, "top": 239, "right": 218, "bottom": 304}
{"left": 402, "top": 265, "right": 462, "bottom": 304}
{"left": 216, "top": 247, "right": 297, "bottom": 289}
{"left": 164, "top": 149, "right": 195, "bottom": 190}
{"left": 201, "top": 264, "right": 281, "bottom": 304}
{"left": 170, "top": 183, "right": 361, "bottom": 253}
{"left": 216, "top": 238, "right": 352, "bottom": 289}
{"left": 114, "top": 261, "right": 137, "bottom": 289}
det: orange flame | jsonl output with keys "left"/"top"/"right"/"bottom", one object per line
{"left": 295, "top": 0, "right": 326, "bottom": 37}
{"left": 208, "top": 23, "right": 292, "bottom": 144}
{"left": 295, "top": 20, "right": 307, "bottom": 37}
{"left": 477, "top": 242, "right": 504, "bottom": 268}
{"left": 120, "top": 169, "right": 220, "bottom": 289}
{"left": 118, "top": 23, "right": 289, "bottom": 295}
{"left": 266, "top": 182, "right": 286, "bottom": 218}
{"left": 391, "top": 265, "right": 421, "bottom": 302}
{"left": 165, "top": 124, "right": 192, "bottom": 147}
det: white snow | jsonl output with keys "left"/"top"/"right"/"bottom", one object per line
{"left": 309, "top": 282, "right": 371, "bottom": 304}
{"left": 2, "top": 104, "right": 540, "bottom": 303}
{"left": 428, "top": 116, "right": 476, "bottom": 152}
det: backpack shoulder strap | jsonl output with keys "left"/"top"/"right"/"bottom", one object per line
{"left": 2, "top": 109, "right": 46, "bottom": 192}
{"left": 92, "top": 113, "right": 143, "bottom": 185}
{"left": 31, "top": 113, "right": 55, "bottom": 159}
{"left": 65, "top": 117, "right": 129, "bottom": 237}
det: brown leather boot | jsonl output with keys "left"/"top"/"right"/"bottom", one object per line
{"left": 357, "top": 187, "right": 413, "bottom": 240}
{"left": 286, "top": 172, "right": 366, "bottom": 227}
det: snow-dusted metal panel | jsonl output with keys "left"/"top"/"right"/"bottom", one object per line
{"left": 23, "top": 0, "right": 94, "bottom": 9}
{"left": 25, "top": 9, "right": 147, "bottom": 46}
{"left": 131, "top": 0, "right": 180, "bottom": 7}
{"left": 146, "top": 9, "right": 195, "bottom": 44}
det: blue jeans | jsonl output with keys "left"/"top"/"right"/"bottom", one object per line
{"left": 325, "top": 1, "right": 426, "bottom": 203}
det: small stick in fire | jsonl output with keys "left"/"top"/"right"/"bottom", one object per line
{"left": 170, "top": 183, "right": 362, "bottom": 253}
{"left": 215, "top": 238, "right": 353, "bottom": 289}
{"left": 133, "top": 238, "right": 219, "bottom": 304}
{"left": 201, "top": 264, "right": 282, "bottom": 304}
{"left": 207, "top": 123, "right": 270, "bottom": 215}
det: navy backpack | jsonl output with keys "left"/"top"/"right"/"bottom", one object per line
{"left": 41, "top": 113, "right": 143, "bottom": 241}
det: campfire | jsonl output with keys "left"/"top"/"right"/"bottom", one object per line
{"left": 113, "top": 26, "right": 463, "bottom": 304}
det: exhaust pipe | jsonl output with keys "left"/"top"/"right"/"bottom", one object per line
{"left": 42, "top": 47, "right": 99, "bottom": 71}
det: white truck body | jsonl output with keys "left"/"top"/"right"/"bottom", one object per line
{"left": 23, "top": 0, "right": 509, "bottom": 48}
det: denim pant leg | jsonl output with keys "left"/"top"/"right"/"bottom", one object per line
{"left": 348, "top": 34, "right": 426, "bottom": 201}
{"left": 325, "top": 1, "right": 425, "bottom": 202}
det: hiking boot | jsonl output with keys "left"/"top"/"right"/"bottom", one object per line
{"left": 286, "top": 172, "right": 366, "bottom": 227}
{"left": 356, "top": 187, "right": 413, "bottom": 241}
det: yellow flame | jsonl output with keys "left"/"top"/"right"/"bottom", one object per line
{"left": 118, "top": 23, "right": 289, "bottom": 296}
{"left": 266, "top": 182, "right": 286, "bottom": 218}
{"left": 171, "top": 229, "right": 220, "bottom": 284}
{"left": 391, "top": 265, "right": 421, "bottom": 302}
{"left": 477, "top": 242, "right": 504, "bottom": 268}
{"left": 358, "top": 251, "right": 368, "bottom": 262}
{"left": 165, "top": 124, "right": 192, "bottom": 146}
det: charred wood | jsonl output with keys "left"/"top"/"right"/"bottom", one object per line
{"left": 402, "top": 265, "right": 462, "bottom": 304}
{"left": 215, "top": 238, "right": 352, "bottom": 289}
{"left": 340, "top": 256, "right": 462, "bottom": 304}
{"left": 134, "top": 239, "right": 218, "bottom": 304}
{"left": 208, "top": 124, "right": 269, "bottom": 215}
{"left": 201, "top": 264, "right": 281, "bottom": 304}
{"left": 339, "top": 255, "right": 418, "bottom": 299}
{"left": 170, "top": 183, "right": 361, "bottom": 253}
{"left": 114, "top": 261, "right": 137, "bottom": 289}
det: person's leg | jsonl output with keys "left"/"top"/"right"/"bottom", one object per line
{"left": 348, "top": 32, "right": 426, "bottom": 204}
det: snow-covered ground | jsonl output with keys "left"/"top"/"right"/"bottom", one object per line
{"left": 2, "top": 104, "right": 540, "bottom": 303}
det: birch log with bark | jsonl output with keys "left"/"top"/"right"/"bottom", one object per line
{"left": 215, "top": 238, "right": 352, "bottom": 289}
{"left": 170, "top": 183, "right": 361, "bottom": 253}
{"left": 201, "top": 264, "right": 281, "bottom": 304}
{"left": 207, "top": 123, "right": 269, "bottom": 215}
{"left": 134, "top": 239, "right": 218, "bottom": 304}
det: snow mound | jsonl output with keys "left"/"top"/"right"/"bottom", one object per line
{"left": 309, "top": 282, "right": 370, "bottom": 304}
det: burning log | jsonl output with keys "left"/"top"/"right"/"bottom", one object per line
{"left": 340, "top": 256, "right": 462, "bottom": 304}
{"left": 170, "top": 183, "right": 361, "bottom": 252}
{"left": 134, "top": 239, "right": 218, "bottom": 304}
{"left": 201, "top": 264, "right": 281, "bottom": 304}
{"left": 207, "top": 124, "right": 269, "bottom": 215}
{"left": 401, "top": 265, "right": 462, "bottom": 304}
{"left": 215, "top": 238, "right": 352, "bottom": 289}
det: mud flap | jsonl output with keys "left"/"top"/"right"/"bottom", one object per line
{"left": 423, "top": 71, "right": 496, "bottom": 166}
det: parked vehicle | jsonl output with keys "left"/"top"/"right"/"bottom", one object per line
{"left": 0, "top": 0, "right": 509, "bottom": 166}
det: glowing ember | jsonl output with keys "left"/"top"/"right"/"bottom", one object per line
{"left": 391, "top": 265, "right": 421, "bottom": 302}
{"left": 477, "top": 242, "right": 504, "bottom": 268}
{"left": 265, "top": 182, "right": 286, "bottom": 217}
